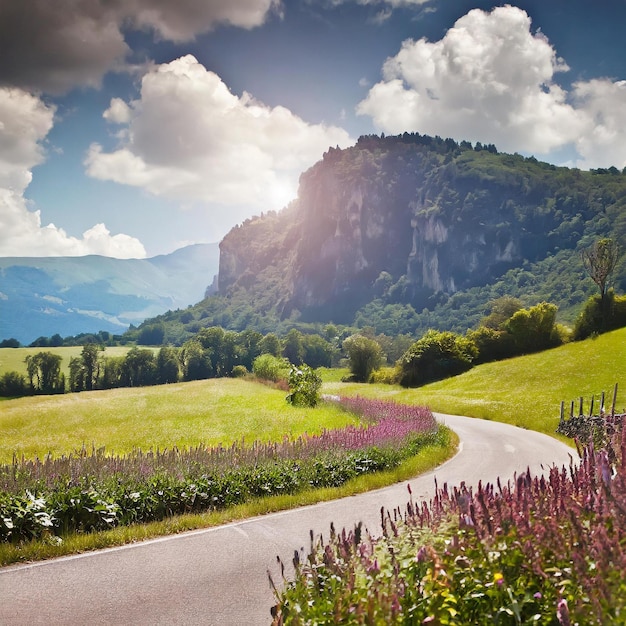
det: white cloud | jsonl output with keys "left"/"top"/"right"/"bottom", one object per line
{"left": 357, "top": 5, "right": 626, "bottom": 168}
{"left": 357, "top": 6, "right": 588, "bottom": 156}
{"left": 572, "top": 79, "right": 626, "bottom": 169}
{"left": 86, "top": 55, "right": 353, "bottom": 211}
{"left": 0, "top": 87, "right": 146, "bottom": 258}
{"left": 0, "top": 0, "right": 282, "bottom": 94}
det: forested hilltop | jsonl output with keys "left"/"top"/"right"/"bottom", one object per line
{"left": 133, "top": 133, "right": 626, "bottom": 343}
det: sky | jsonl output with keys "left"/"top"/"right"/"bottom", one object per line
{"left": 2, "top": 0, "right": 626, "bottom": 259}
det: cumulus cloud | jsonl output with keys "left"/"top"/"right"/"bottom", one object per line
{"left": 571, "top": 79, "right": 626, "bottom": 169}
{"left": 357, "top": 5, "right": 626, "bottom": 168}
{"left": 85, "top": 55, "right": 353, "bottom": 211}
{"left": 0, "top": 87, "right": 145, "bottom": 257}
{"left": 357, "top": 6, "right": 588, "bottom": 155}
{"left": 0, "top": 0, "right": 281, "bottom": 94}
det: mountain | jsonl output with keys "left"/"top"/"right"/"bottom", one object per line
{"left": 0, "top": 243, "right": 220, "bottom": 344}
{"left": 214, "top": 134, "right": 625, "bottom": 334}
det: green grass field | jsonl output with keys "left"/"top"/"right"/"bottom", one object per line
{"left": 0, "top": 346, "right": 157, "bottom": 380}
{"left": 0, "top": 378, "right": 359, "bottom": 462}
{"left": 326, "top": 327, "right": 626, "bottom": 440}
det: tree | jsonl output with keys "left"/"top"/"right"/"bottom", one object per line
{"left": 24, "top": 351, "right": 65, "bottom": 394}
{"left": 504, "top": 301, "right": 560, "bottom": 354}
{"left": 282, "top": 329, "right": 304, "bottom": 365}
{"left": 180, "top": 339, "right": 212, "bottom": 381}
{"left": 342, "top": 334, "right": 383, "bottom": 382}
{"left": 398, "top": 330, "right": 477, "bottom": 388}
{"left": 0, "top": 371, "right": 28, "bottom": 397}
{"left": 81, "top": 343, "right": 103, "bottom": 390}
{"left": 156, "top": 346, "right": 180, "bottom": 384}
{"left": 120, "top": 348, "right": 156, "bottom": 387}
{"left": 581, "top": 238, "right": 620, "bottom": 300}
{"left": 480, "top": 297, "right": 523, "bottom": 329}
{"left": 259, "top": 333, "right": 282, "bottom": 357}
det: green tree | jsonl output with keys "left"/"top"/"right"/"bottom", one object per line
{"left": 137, "top": 323, "right": 165, "bottom": 346}
{"left": 180, "top": 339, "right": 212, "bottom": 381}
{"left": 82, "top": 343, "right": 103, "bottom": 391}
{"left": 504, "top": 301, "right": 560, "bottom": 354}
{"left": 252, "top": 354, "right": 290, "bottom": 382}
{"left": 24, "top": 351, "right": 65, "bottom": 394}
{"left": 398, "top": 330, "right": 477, "bottom": 388}
{"left": 342, "top": 334, "right": 383, "bottom": 382}
{"left": 156, "top": 346, "right": 180, "bottom": 384}
{"left": 282, "top": 329, "right": 305, "bottom": 365}
{"left": 480, "top": 297, "right": 523, "bottom": 329}
{"left": 301, "top": 334, "right": 334, "bottom": 368}
{"left": 120, "top": 348, "right": 156, "bottom": 387}
{"left": 0, "top": 371, "right": 29, "bottom": 397}
{"left": 259, "top": 333, "right": 282, "bottom": 357}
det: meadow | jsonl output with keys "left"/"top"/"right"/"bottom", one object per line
{"left": 0, "top": 378, "right": 359, "bottom": 462}
{"left": 0, "top": 346, "right": 155, "bottom": 381}
{"left": 327, "top": 326, "right": 626, "bottom": 439}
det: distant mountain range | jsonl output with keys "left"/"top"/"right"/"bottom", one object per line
{"left": 0, "top": 243, "right": 219, "bottom": 344}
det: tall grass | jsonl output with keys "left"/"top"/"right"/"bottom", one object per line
{"left": 325, "top": 327, "right": 626, "bottom": 438}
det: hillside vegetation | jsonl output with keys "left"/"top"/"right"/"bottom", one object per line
{"left": 134, "top": 133, "right": 626, "bottom": 343}
{"left": 327, "top": 326, "right": 626, "bottom": 438}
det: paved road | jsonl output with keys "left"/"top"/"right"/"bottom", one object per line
{"left": 0, "top": 414, "right": 575, "bottom": 626}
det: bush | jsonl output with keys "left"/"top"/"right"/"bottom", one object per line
{"left": 231, "top": 365, "right": 248, "bottom": 378}
{"left": 252, "top": 354, "right": 290, "bottom": 382}
{"left": 574, "top": 290, "right": 626, "bottom": 339}
{"left": 369, "top": 367, "right": 399, "bottom": 385}
{"left": 398, "top": 330, "right": 477, "bottom": 387}
{"left": 0, "top": 371, "right": 30, "bottom": 397}
{"left": 286, "top": 364, "right": 322, "bottom": 407}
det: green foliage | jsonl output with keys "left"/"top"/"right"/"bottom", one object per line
{"left": 398, "top": 330, "right": 478, "bottom": 388}
{"left": 574, "top": 290, "right": 626, "bottom": 339}
{"left": 286, "top": 364, "right": 322, "bottom": 407}
{"left": 504, "top": 301, "right": 561, "bottom": 354}
{"left": 342, "top": 334, "right": 384, "bottom": 382}
{"left": 24, "top": 351, "right": 65, "bottom": 394}
{"left": 252, "top": 354, "right": 290, "bottom": 383}
{"left": 0, "top": 371, "right": 28, "bottom": 397}
{"left": 0, "top": 397, "right": 447, "bottom": 543}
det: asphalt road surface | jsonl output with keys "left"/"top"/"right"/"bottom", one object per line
{"left": 0, "top": 414, "right": 575, "bottom": 626}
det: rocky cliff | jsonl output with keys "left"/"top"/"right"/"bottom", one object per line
{"left": 217, "top": 133, "right": 625, "bottom": 325}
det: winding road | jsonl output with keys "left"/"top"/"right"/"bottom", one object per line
{"left": 0, "top": 414, "right": 575, "bottom": 625}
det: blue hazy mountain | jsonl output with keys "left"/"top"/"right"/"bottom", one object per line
{"left": 0, "top": 243, "right": 219, "bottom": 344}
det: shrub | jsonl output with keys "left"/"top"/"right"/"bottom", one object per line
{"left": 252, "top": 354, "right": 290, "bottom": 382}
{"left": 574, "top": 290, "right": 626, "bottom": 339}
{"left": 286, "top": 364, "right": 322, "bottom": 407}
{"left": 398, "top": 330, "right": 477, "bottom": 387}
{"left": 230, "top": 365, "right": 248, "bottom": 378}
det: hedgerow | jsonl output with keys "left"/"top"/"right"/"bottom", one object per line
{"left": 0, "top": 397, "right": 443, "bottom": 543}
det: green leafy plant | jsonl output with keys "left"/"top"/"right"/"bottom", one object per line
{"left": 286, "top": 364, "right": 322, "bottom": 407}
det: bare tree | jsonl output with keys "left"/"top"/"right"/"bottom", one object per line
{"left": 580, "top": 238, "right": 620, "bottom": 300}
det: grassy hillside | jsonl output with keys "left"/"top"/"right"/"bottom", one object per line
{"left": 0, "top": 378, "right": 358, "bottom": 462}
{"left": 327, "top": 327, "right": 626, "bottom": 440}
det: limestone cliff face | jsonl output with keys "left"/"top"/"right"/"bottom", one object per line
{"left": 216, "top": 134, "right": 594, "bottom": 322}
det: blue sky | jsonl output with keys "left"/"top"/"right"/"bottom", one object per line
{"left": 1, "top": 0, "right": 626, "bottom": 258}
